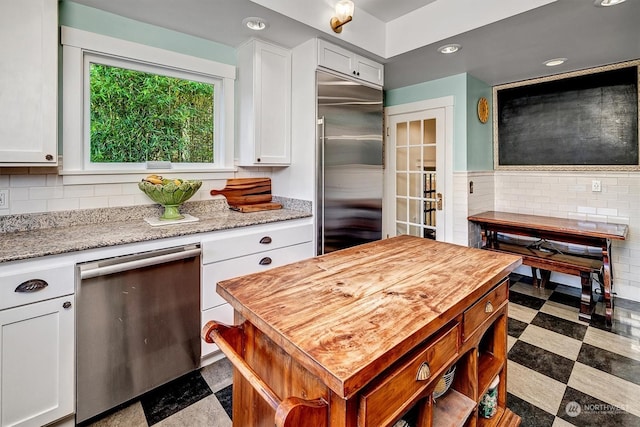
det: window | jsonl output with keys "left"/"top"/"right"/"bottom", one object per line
{"left": 62, "top": 27, "right": 235, "bottom": 181}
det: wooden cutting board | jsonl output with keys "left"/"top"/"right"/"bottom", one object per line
{"left": 211, "top": 178, "right": 282, "bottom": 212}
{"left": 229, "top": 202, "right": 283, "bottom": 213}
{"left": 210, "top": 178, "right": 272, "bottom": 206}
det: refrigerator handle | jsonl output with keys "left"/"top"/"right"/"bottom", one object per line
{"left": 318, "top": 116, "right": 326, "bottom": 255}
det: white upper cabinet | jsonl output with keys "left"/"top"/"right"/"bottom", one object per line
{"left": 317, "top": 39, "right": 384, "bottom": 87}
{"left": 0, "top": 0, "right": 58, "bottom": 166}
{"left": 237, "top": 39, "right": 292, "bottom": 166}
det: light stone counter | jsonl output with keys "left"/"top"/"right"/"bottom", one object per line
{"left": 0, "top": 197, "right": 312, "bottom": 263}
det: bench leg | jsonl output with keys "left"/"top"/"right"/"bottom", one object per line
{"left": 540, "top": 269, "right": 551, "bottom": 288}
{"left": 531, "top": 267, "right": 540, "bottom": 288}
{"left": 578, "top": 271, "right": 594, "bottom": 322}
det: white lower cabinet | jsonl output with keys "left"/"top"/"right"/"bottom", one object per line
{"left": 201, "top": 221, "right": 314, "bottom": 358}
{"left": 0, "top": 296, "right": 74, "bottom": 427}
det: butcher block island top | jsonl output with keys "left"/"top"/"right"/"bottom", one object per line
{"left": 204, "top": 235, "right": 523, "bottom": 427}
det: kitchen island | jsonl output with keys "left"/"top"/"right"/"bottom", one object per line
{"left": 203, "top": 235, "right": 523, "bottom": 427}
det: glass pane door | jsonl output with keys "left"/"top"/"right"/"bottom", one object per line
{"left": 390, "top": 109, "right": 444, "bottom": 240}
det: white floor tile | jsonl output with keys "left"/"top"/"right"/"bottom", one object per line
{"left": 507, "top": 360, "right": 566, "bottom": 415}
{"left": 568, "top": 362, "right": 640, "bottom": 418}
{"left": 519, "top": 324, "right": 582, "bottom": 360}
{"left": 583, "top": 327, "right": 640, "bottom": 362}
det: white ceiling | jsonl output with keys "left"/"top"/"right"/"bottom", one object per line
{"left": 66, "top": 0, "right": 640, "bottom": 89}
{"left": 344, "top": 0, "right": 438, "bottom": 22}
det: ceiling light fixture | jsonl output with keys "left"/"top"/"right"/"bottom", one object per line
{"left": 594, "top": 0, "right": 626, "bottom": 6}
{"left": 243, "top": 17, "right": 268, "bottom": 31}
{"left": 544, "top": 58, "right": 567, "bottom": 67}
{"left": 330, "top": 0, "right": 355, "bottom": 33}
{"left": 437, "top": 44, "right": 461, "bottom": 54}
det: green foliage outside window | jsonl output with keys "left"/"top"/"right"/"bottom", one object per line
{"left": 89, "top": 63, "right": 215, "bottom": 163}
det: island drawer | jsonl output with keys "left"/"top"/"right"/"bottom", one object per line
{"left": 358, "top": 323, "right": 459, "bottom": 427}
{"left": 463, "top": 279, "right": 508, "bottom": 340}
{"left": 202, "top": 242, "right": 314, "bottom": 310}
{"left": 202, "top": 222, "right": 313, "bottom": 264}
{"left": 0, "top": 263, "right": 74, "bottom": 311}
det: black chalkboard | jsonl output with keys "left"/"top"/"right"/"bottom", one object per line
{"left": 496, "top": 65, "right": 639, "bottom": 168}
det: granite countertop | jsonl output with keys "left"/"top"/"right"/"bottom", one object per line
{"left": 0, "top": 197, "right": 312, "bottom": 263}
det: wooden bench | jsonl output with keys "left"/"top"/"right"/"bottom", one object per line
{"left": 467, "top": 211, "right": 628, "bottom": 326}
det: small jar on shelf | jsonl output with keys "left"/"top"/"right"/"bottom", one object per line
{"left": 479, "top": 375, "right": 500, "bottom": 418}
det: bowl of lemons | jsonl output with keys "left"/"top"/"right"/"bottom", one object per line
{"left": 138, "top": 175, "right": 202, "bottom": 220}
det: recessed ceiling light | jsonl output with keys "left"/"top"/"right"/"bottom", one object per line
{"left": 594, "top": 0, "right": 626, "bottom": 6}
{"left": 242, "top": 17, "right": 268, "bottom": 31}
{"left": 544, "top": 58, "right": 567, "bottom": 67}
{"left": 437, "top": 44, "right": 461, "bottom": 54}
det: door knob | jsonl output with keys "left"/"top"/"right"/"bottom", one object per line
{"left": 436, "top": 193, "right": 443, "bottom": 210}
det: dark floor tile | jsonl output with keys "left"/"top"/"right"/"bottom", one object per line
{"left": 508, "top": 317, "right": 529, "bottom": 338}
{"left": 509, "top": 291, "right": 547, "bottom": 310}
{"left": 589, "top": 313, "right": 639, "bottom": 339}
{"left": 215, "top": 384, "right": 233, "bottom": 420}
{"left": 531, "top": 311, "right": 588, "bottom": 341}
{"left": 140, "top": 370, "right": 212, "bottom": 426}
{"left": 577, "top": 343, "right": 640, "bottom": 386}
{"left": 615, "top": 297, "right": 640, "bottom": 312}
{"left": 506, "top": 392, "right": 556, "bottom": 427}
{"left": 557, "top": 386, "right": 640, "bottom": 426}
{"left": 509, "top": 272, "right": 524, "bottom": 284}
{"left": 514, "top": 274, "right": 535, "bottom": 286}
{"left": 548, "top": 290, "right": 581, "bottom": 309}
{"left": 553, "top": 284, "right": 582, "bottom": 298}
{"left": 508, "top": 340, "right": 574, "bottom": 383}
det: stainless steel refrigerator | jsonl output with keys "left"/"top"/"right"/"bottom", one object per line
{"left": 316, "top": 70, "right": 383, "bottom": 255}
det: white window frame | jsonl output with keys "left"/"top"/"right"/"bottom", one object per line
{"left": 61, "top": 27, "right": 236, "bottom": 183}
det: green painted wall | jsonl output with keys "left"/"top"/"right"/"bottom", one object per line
{"left": 466, "top": 74, "right": 493, "bottom": 171}
{"left": 385, "top": 73, "right": 468, "bottom": 171}
{"left": 58, "top": 2, "right": 236, "bottom": 65}
{"left": 385, "top": 73, "right": 495, "bottom": 172}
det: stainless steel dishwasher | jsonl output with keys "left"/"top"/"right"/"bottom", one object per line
{"left": 76, "top": 244, "right": 201, "bottom": 423}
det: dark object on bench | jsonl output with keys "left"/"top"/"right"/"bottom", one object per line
{"left": 468, "top": 211, "right": 628, "bottom": 327}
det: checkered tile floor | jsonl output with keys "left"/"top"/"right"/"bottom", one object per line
{"left": 87, "top": 273, "right": 640, "bottom": 427}
{"left": 506, "top": 273, "right": 640, "bottom": 427}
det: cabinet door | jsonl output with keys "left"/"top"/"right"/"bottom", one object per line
{"left": 0, "top": 0, "right": 57, "bottom": 166}
{"left": 318, "top": 40, "right": 354, "bottom": 77}
{"left": 355, "top": 56, "right": 384, "bottom": 86}
{"left": 253, "top": 42, "right": 292, "bottom": 165}
{"left": 238, "top": 40, "right": 292, "bottom": 166}
{"left": 0, "top": 296, "right": 74, "bottom": 427}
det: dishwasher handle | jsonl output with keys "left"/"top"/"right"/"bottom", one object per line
{"left": 80, "top": 247, "right": 201, "bottom": 279}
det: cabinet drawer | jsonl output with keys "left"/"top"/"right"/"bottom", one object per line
{"left": 463, "top": 280, "right": 508, "bottom": 340}
{"left": 0, "top": 264, "right": 74, "bottom": 311}
{"left": 359, "top": 324, "right": 459, "bottom": 427}
{"left": 202, "top": 223, "right": 313, "bottom": 264}
{"left": 202, "top": 242, "right": 313, "bottom": 310}
{"left": 201, "top": 304, "right": 234, "bottom": 357}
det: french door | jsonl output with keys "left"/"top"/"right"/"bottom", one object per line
{"left": 387, "top": 107, "right": 446, "bottom": 240}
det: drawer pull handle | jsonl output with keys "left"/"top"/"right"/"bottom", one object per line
{"left": 416, "top": 362, "right": 431, "bottom": 381}
{"left": 15, "top": 279, "right": 48, "bottom": 293}
{"left": 259, "top": 236, "right": 272, "bottom": 244}
{"left": 485, "top": 301, "right": 494, "bottom": 313}
{"left": 259, "top": 257, "right": 272, "bottom": 265}
{"left": 63, "top": 301, "right": 72, "bottom": 309}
